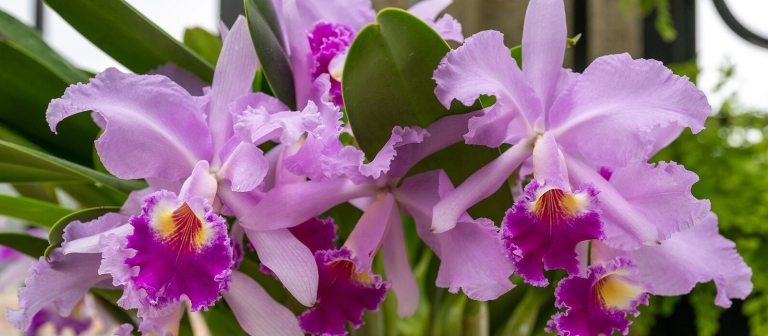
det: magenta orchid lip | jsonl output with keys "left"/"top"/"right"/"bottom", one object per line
{"left": 2, "top": 0, "right": 753, "bottom": 335}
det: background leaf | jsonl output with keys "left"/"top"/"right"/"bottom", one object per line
{"left": 0, "top": 233, "right": 48, "bottom": 258}
{"left": 44, "top": 206, "right": 121, "bottom": 257}
{"left": 244, "top": 0, "right": 296, "bottom": 109}
{"left": 183, "top": 27, "right": 222, "bottom": 65}
{"left": 0, "top": 140, "right": 145, "bottom": 194}
{"left": 44, "top": 0, "right": 214, "bottom": 81}
{"left": 0, "top": 194, "right": 72, "bottom": 228}
{"left": 342, "top": 9, "right": 511, "bottom": 221}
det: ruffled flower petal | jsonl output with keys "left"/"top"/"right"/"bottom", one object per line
{"left": 125, "top": 191, "right": 233, "bottom": 310}
{"left": 502, "top": 180, "right": 603, "bottom": 286}
{"left": 551, "top": 53, "right": 711, "bottom": 168}
{"left": 46, "top": 68, "right": 212, "bottom": 180}
{"left": 549, "top": 257, "right": 648, "bottom": 336}
{"left": 433, "top": 30, "right": 540, "bottom": 146}
{"left": 597, "top": 214, "right": 752, "bottom": 308}
{"left": 299, "top": 248, "right": 389, "bottom": 336}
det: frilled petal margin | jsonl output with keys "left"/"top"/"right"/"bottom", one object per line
{"left": 549, "top": 257, "right": 648, "bottom": 336}
{"left": 299, "top": 248, "right": 388, "bottom": 336}
{"left": 502, "top": 180, "right": 602, "bottom": 286}
{"left": 46, "top": 68, "right": 212, "bottom": 181}
{"left": 8, "top": 212, "right": 127, "bottom": 331}
{"left": 550, "top": 53, "right": 710, "bottom": 168}
{"left": 596, "top": 214, "right": 752, "bottom": 308}
{"left": 125, "top": 191, "right": 233, "bottom": 310}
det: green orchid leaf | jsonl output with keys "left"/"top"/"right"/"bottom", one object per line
{"left": 0, "top": 9, "right": 88, "bottom": 83}
{"left": 343, "top": 8, "right": 511, "bottom": 221}
{"left": 184, "top": 27, "right": 222, "bottom": 64}
{"left": 44, "top": 0, "right": 214, "bottom": 81}
{"left": 244, "top": 0, "right": 296, "bottom": 109}
{"left": 0, "top": 41, "right": 99, "bottom": 166}
{"left": 0, "top": 233, "right": 49, "bottom": 258}
{"left": 45, "top": 206, "right": 121, "bottom": 257}
{"left": 0, "top": 194, "right": 72, "bottom": 228}
{"left": 0, "top": 140, "right": 146, "bottom": 194}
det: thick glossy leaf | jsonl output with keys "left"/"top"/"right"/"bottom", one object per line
{"left": 0, "top": 233, "right": 48, "bottom": 258}
{"left": 0, "top": 140, "right": 146, "bottom": 193}
{"left": 343, "top": 8, "right": 477, "bottom": 159}
{"left": 0, "top": 9, "right": 88, "bottom": 83}
{"left": 244, "top": 0, "right": 296, "bottom": 109}
{"left": 44, "top": 0, "right": 214, "bottom": 82}
{"left": 343, "top": 9, "right": 510, "bottom": 221}
{"left": 0, "top": 40, "right": 99, "bottom": 165}
{"left": 183, "top": 27, "right": 222, "bottom": 65}
{"left": 44, "top": 206, "right": 121, "bottom": 257}
{"left": 0, "top": 194, "right": 72, "bottom": 228}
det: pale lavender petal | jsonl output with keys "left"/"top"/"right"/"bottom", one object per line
{"left": 382, "top": 212, "right": 419, "bottom": 317}
{"left": 522, "top": 0, "right": 566, "bottom": 109}
{"left": 46, "top": 68, "right": 212, "bottom": 180}
{"left": 607, "top": 161, "right": 711, "bottom": 241}
{"left": 433, "top": 30, "right": 540, "bottom": 141}
{"left": 621, "top": 214, "right": 751, "bottom": 308}
{"left": 551, "top": 54, "right": 711, "bottom": 167}
{"left": 431, "top": 14, "right": 464, "bottom": 43}
{"left": 218, "top": 141, "right": 269, "bottom": 192}
{"left": 178, "top": 160, "right": 218, "bottom": 202}
{"left": 137, "top": 304, "right": 184, "bottom": 336}
{"left": 8, "top": 251, "right": 109, "bottom": 331}
{"left": 407, "top": 0, "right": 452, "bottom": 20}
{"left": 532, "top": 132, "right": 569, "bottom": 186}
{"left": 230, "top": 179, "right": 377, "bottom": 230}
{"left": 247, "top": 229, "right": 318, "bottom": 307}
{"left": 208, "top": 16, "right": 258, "bottom": 153}
{"left": 114, "top": 324, "right": 133, "bottom": 336}
{"left": 388, "top": 112, "right": 475, "bottom": 178}
{"left": 345, "top": 193, "right": 396, "bottom": 270}
{"left": 396, "top": 170, "right": 515, "bottom": 300}
{"left": 234, "top": 101, "right": 320, "bottom": 145}
{"left": 150, "top": 63, "right": 207, "bottom": 96}
{"left": 566, "top": 157, "right": 666, "bottom": 248}
{"left": 359, "top": 126, "right": 429, "bottom": 180}
{"left": 431, "top": 137, "right": 533, "bottom": 233}
{"left": 223, "top": 271, "right": 303, "bottom": 336}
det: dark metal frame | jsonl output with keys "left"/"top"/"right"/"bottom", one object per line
{"left": 712, "top": 0, "right": 768, "bottom": 49}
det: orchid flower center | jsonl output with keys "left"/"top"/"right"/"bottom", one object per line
{"left": 327, "top": 259, "right": 376, "bottom": 286}
{"left": 530, "top": 188, "right": 588, "bottom": 226}
{"left": 593, "top": 272, "right": 644, "bottom": 310}
{"left": 151, "top": 202, "right": 209, "bottom": 252}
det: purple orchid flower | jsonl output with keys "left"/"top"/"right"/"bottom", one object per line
{"left": 14, "top": 16, "right": 308, "bottom": 336}
{"left": 431, "top": 0, "right": 713, "bottom": 285}
{"left": 271, "top": 0, "right": 464, "bottom": 106}
{"left": 548, "top": 257, "right": 649, "bottom": 336}
{"left": 228, "top": 73, "right": 514, "bottom": 334}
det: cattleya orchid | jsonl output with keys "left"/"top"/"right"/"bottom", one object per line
{"left": 2, "top": 0, "right": 754, "bottom": 335}
{"left": 229, "top": 73, "right": 513, "bottom": 334}
{"left": 431, "top": 0, "right": 751, "bottom": 334}
{"left": 10, "top": 17, "right": 305, "bottom": 336}
{"left": 270, "top": 0, "right": 463, "bottom": 106}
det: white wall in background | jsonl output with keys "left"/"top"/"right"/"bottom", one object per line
{"left": 698, "top": 0, "right": 768, "bottom": 110}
